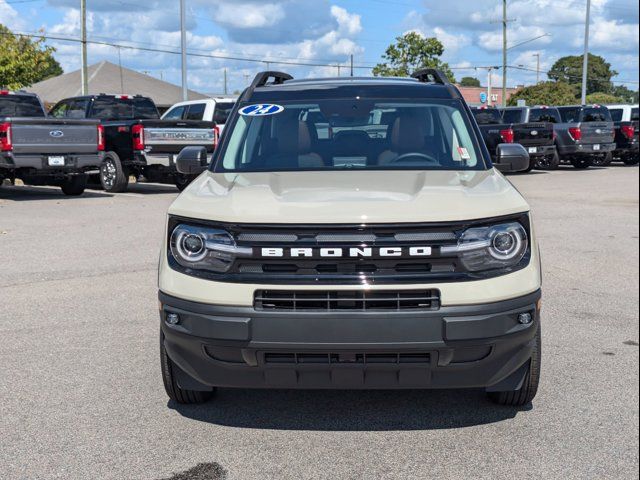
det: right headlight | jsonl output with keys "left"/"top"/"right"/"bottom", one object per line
{"left": 169, "top": 223, "right": 251, "bottom": 273}
{"left": 442, "top": 222, "right": 529, "bottom": 272}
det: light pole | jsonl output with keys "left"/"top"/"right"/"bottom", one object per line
{"left": 180, "top": 0, "right": 188, "bottom": 101}
{"left": 533, "top": 53, "right": 540, "bottom": 84}
{"left": 502, "top": 0, "right": 508, "bottom": 107}
{"left": 80, "top": 0, "right": 88, "bottom": 95}
{"left": 581, "top": 0, "right": 591, "bottom": 104}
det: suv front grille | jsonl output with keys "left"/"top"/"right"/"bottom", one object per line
{"left": 254, "top": 289, "right": 440, "bottom": 311}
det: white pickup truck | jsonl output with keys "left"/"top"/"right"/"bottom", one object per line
{"left": 162, "top": 97, "right": 237, "bottom": 135}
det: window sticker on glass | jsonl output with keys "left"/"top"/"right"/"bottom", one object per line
{"left": 457, "top": 147, "right": 471, "bottom": 160}
{"left": 238, "top": 104, "right": 285, "bottom": 116}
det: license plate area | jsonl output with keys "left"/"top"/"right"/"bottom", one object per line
{"left": 528, "top": 147, "right": 537, "bottom": 154}
{"left": 48, "top": 156, "right": 65, "bottom": 166}
{"left": 593, "top": 144, "right": 601, "bottom": 151}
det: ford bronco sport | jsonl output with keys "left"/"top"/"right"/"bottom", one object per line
{"left": 158, "top": 70, "right": 542, "bottom": 407}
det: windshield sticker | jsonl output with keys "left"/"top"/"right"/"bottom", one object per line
{"left": 457, "top": 147, "right": 471, "bottom": 160}
{"left": 239, "top": 104, "right": 285, "bottom": 116}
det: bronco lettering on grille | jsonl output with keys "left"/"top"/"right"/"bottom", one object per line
{"left": 259, "top": 247, "right": 433, "bottom": 258}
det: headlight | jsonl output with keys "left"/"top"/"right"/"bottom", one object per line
{"left": 170, "top": 224, "right": 251, "bottom": 273}
{"left": 442, "top": 222, "right": 528, "bottom": 272}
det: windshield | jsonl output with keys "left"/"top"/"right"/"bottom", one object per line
{"left": 214, "top": 99, "right": 485, "bottom": 172}
{"left": 631, "top": 108, "right": 639, "bottom": 121}
{"left": 90, "top": 97, "right": 159, "bottom": 120}
{"left": 529, "top": 108, "right": 561, "bottom": 123}
{"left": 609, "top": 109, "right": 623, "bottom": 122}
{"left": 501, "top": 109, "right": 523, "bottom": 124}
{"left": 213, "top": 102, "right": 235, "bottom": 124}
{"left": 471, "top": 108, "right": 503, "bottom": 125}
{"left": 582, "top": 107, "right": 611, "bottom": 122}
{"left": 0, "top": 95, "right": 45, "bottom": 117}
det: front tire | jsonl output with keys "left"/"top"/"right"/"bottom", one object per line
{"left": 488, "top": 326, "right": 541, "bottom": 406}
{"left": 623, "top": 155, "right": 639, "bottom": 166}
{"left": 571, "top": 157, "right": 592, "bottom": 169}
{"left": 60, "top": 175, "right": 87, "bottom": 196}
{"left": 160, "top": 332, "right": 215, "bottom": 404}
{"left": 100, "top": 153, "right": 129, "bottom": 193}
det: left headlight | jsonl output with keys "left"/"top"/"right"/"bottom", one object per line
{"left": 442, "top": 221, "right": 529, "bottom": 272}
{"left": 169, "top": 224, "right": 251, "bottom": 273}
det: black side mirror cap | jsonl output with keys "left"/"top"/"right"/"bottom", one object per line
{"left": 494, "top": 143, "right": 531, "bottom": 174}
{"left": 176, "top": 146, "right": 209, "bottom": 175}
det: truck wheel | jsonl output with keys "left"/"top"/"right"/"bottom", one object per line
{"left": 536, "top": 151, "right": 560, "bottom": 170}
{"left": 60, "top": 175, "right": 87, "bottom": 196}
{"left": 592, "top": 152, "right": 612, "bottom": 167}
{"left": 174, "top": 174, "right": 193, "bottom": 192}
{"left": 488, "top": 326, "right": 541, "bottom": 406}
{"left": 100, "top": 153, "right": 129, "bottom": 193}
{"left": 160, "top": 332, "right": 215, "bottom": 404}
{"left": 623, "top": 155, "right": 639, "bottom": 166}
{"left": 571, "top": 157, "right": 592, "bottom": 169}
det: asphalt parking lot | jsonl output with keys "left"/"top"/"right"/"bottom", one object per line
{"left": 1, "top": 166, "right": 638, "bottom": 480}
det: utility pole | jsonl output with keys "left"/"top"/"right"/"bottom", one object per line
{"left": 581, "top": 0, "right": 591, "bottom": 104}
{"left": 501, "top": 0, "right": 507, "bottom": 107}
{"left": 80, "top": 0, "right": 88, "bottom": 95}
{"left": 350, "top": 54, "right": 354, "bottom": 77}
{"left": 223, "top": 69, "right": 228, "bottom": 95}
{"left": 336, "top": 65, "right": 341, "bottom": 77}
{"left": 117, "top": 46, "right": 124, "bottom": 93}
{"left": 180, "top": 0, "right": 188, "bottom": 101}
{"left": 487, "top": 68, "right": 493, "bottom": 107}
{"left": 533, "top": 53, "right": 540, "bottom": 84}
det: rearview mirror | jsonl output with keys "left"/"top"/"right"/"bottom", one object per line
{"left": 494, "top": 144, "right": 530, "bottom": 174}
{"left": 176, "top": 146, "right": 209, "bottom": 175}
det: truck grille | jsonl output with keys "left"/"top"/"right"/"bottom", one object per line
{"left": 254, "top": 289, "right": 440, "bottom": 311}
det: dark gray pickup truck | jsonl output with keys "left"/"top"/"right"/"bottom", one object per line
{"left": 1, "top": 91, "right": 103, "bottom": 196}
{"left": 556, "top": 105, "right": 616, "bottom": 169}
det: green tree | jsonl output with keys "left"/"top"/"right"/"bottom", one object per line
{"left": 459, "top": 76, "right": 481, "bottom": 87}
{"left": 611, "top": 84, "right": 639, "bottom": 103}
{"left": 507, "top": 81, "right": 577, "bottom": 107}
{"left": 547, "top": 54, "right": 617, "bottom": 96}
{"left": 0, "top": 25, "right": 63, "bottom": 90}
{"left": 372, "top": 32, "right": 455, "bottom": 82}
{"left": 585, "top": 92, "right": 624, "bottom": 104}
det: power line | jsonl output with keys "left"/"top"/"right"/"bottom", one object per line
{"left": 2, "top": 30, "right": 376, "bottom": 71}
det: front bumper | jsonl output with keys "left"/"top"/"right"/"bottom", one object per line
{"left": 558, "top": 142, "right": 615, "bottom": 156}
{"left": 160, "top": 289, "right": 541, "bottom": 390}
{"left": 0, "top": 152, "right": 103, "bottom": 173}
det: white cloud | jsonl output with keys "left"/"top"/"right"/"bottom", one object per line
{"left": 331, "top": 5, "right": 362, "bottom": 36}
{"left": 216, "top": 3, "right": 285, "bottom": 29}
{"left": 0, "top": 0, "right": 26, "bottom": 30}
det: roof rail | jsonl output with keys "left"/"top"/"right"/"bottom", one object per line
{"left": 411, "top": 69, "right": 450, "bottom": 85}
{"left": 241, "top": 71, "right": 293, "bottom": 101}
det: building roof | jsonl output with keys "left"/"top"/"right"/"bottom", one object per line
{"left": 26, "top": 61, "right": 208, "bottom": 107}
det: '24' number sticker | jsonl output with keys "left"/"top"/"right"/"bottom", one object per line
{"left": 239, "top": 104, "right": 285, "bottom": 116}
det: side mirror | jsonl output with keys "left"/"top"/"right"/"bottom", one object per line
{"left": 176, "top": 146, "right": 209, "bottom": 175}
{"left": 494, "top": 143, "right": 530, "bottom": 173}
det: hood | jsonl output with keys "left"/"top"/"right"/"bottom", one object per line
{"left": 168, "top": 169, "right": 529, "bottom": 224}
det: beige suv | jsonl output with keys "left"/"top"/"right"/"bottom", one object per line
{"left": 158, "top": 70, "right": 542, "bottom": 407}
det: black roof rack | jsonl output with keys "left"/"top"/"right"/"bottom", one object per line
{"left": 411, "top": 69, "right": 450, "bottom": 85}
{"left": 241, "top": 71, "right": 293, "bottom": 101}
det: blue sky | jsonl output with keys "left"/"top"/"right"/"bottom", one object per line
{"left": 1, "top": 0, "right": 638, "bottom": 95}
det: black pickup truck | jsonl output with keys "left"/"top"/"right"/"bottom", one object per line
{"left": 1, "top": 91, "right": 103, "bottom": 196}
{"left": 499, "top": 106, "right": 562, "bottom": 169}
{"left": 470, "top": 107, "right": 555, "bottom": 172}
{"left": 49, "top": 94, "right": 217, "bottom": 192}
{"left": 607, "top": 105, "right": 639, "bottom": 165}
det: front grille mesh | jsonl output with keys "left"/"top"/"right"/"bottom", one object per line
{"left": 264, "top": 352, "right": 431, "bottom": 364}
{"left": 254, "top": 289, "right": 440, "bottom": 311}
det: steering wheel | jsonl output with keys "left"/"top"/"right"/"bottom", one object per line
{"left": 389, "top": 152, "right": 438, "bottom": 164}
